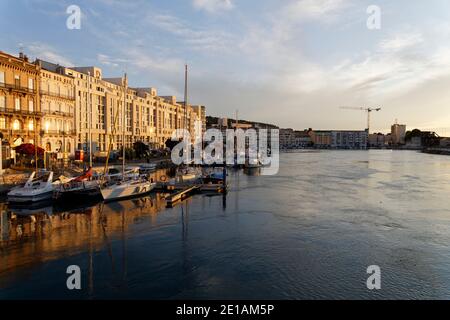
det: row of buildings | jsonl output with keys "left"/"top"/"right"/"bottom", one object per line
{"left": 279, "top": 123, "right": 408, "bottom": 150}
{"left": 280, "top": 129, "right": 369, "bottom": 150}
{"left": 0, "top": 50, "right": 206, "bottom": 162}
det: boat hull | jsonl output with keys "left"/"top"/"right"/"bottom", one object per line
{"left": 7, "top": 190, "right": 54, "bottom": 203}
{"left": 55, "top": 187, "right": 102, "bottom": 201}
{"left": 101, "top": 181, "right": 155, "bottom": 202}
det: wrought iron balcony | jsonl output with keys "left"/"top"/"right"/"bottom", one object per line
{"left": 40, "top": 129, "right": 76, "bottom": 136}
{"left": 0, "top": 81, "right": 36, "bottom": 94}
{"left": 40, "top": 89, "right": 75, "bottom": 101}
{"left": 41, "top": 109, "right": 74, "bottom": 117}
{"left": 0, "top": 106, "right": 42, "bottom": 117}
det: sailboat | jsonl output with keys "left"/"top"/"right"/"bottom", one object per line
{"left": 7, "top": 170, "right": 55, "bottom": 203}
{"left": 54, "top": 167, "right": 101, "bottom": 201}
{"left": 100, "top": 73, "right": 155, "bottom": 202}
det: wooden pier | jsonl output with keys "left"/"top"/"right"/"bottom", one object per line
{"left": 165, "top": 185, "right": 200, "bottom": 207}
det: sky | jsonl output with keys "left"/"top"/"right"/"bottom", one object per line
{"left": 1, "top": 0, "right": 450, "bottom": 135}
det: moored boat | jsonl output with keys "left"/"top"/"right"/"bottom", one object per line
{"left": 100, "top": 73, "right": 156, "bottom": 203}
{"left": 101, "top": 178, "right": 155, "bottom": 202}
{"left": 7, "top": 170, "right": 55, "bottom": 203}
{"left": 54, "top": 167, "right": 101, "bottom": 201}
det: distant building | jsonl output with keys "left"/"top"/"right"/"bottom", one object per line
{"left": 331, "top": 130, "right": 368, "bottom": 149}
{"left": 406, "top": 136, "right": 423, "bottom": 149}
{"left": 369, "top": 133, "right": 386, "bottom": 148}
{"left": 279, "top": 129, "right": 312, "bottom": 149}
{"left": 310, "top": 130, "right": 332, "bottom": 148}
{"left": 294, "top": 130, "right": 312, "bottom": 148}
{"left": 279, "top": 128, "right": 295, "bottom": 149}
{"left": 231, "top": 123, "right": 253, "bottom": 130}
{"left": 391, "top": 123, "right": 406, "bottom": 145}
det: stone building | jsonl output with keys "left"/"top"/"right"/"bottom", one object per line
{"left": 0, "top": 51, "right": 41, "bottom": 161}
{"left": 37, "top": 60, "right": 76, "bottom": 156}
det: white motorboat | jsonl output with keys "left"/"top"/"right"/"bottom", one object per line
{"left": 101, "top": 178, "right": 155, "bottom": 202}
{"left": 7, "top": 171, "right": 55, "bottom": 203}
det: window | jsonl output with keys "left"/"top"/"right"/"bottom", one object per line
{"left": 12, "top": 119, "right": 20, "bottom": 131}
{"left": 0, "top": 117, "right": 5, "bottom": 129}
{"left": 15, "top": 98, "right": 20, "bottom": 111}
{"left": 14, "top": 75, "right": 20, "bottom": 87}
{"left": 0, "top": 96, "right": 5, "bottom": 110}
{"left": 44, "top": 120, "right": 50, "bottom": 133}
{"left": 28, "top": 78, "right": 34, "bottom": 90}
{"left": 0, "top": 71, "right": 4, "bottom": 84}
{"left": 28, "top": 119, "right": 34, "bottom": 131}
{"left": 29, "top": 100, "right": 34, "bottom": 112}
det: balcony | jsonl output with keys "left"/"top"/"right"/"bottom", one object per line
{"left": 41, "top": 129, "right": 76, "bottom": 136}
{"left": 40, "top": 89, "right": 75, "bottom": 101}
{"left": 0, "top": 106, "right": 42, "bottom": 117}
{"left": 41, "top": 109, "right": 74, "bottom": 117}
{"left": 0, "top": 82, "right": 36, "bottom": 94}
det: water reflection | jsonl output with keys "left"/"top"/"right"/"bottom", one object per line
{"left": 0, "top": 194, "right": 167, "bottom": 275}
{"left": 2, "top": 151, "right": 450, "bottom": 299}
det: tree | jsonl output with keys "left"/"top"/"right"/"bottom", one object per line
{"left": 133, "top": 141, "right": 149, "bottom": 159}
{"left": 165, "top": 138, "right": 181, "bottom": 151}
{"left": 405, "top": 129, "right": 422, "bottom": 142}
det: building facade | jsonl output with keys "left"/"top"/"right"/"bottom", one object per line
{"left": 391, "top": 123, "right": 406, "bottom": 145}
{"left": 280, "top": 128, "right": 295, "bottom": 149}
{"left": 0, "top": 51, "right": 41, "bottom": 160}
{"left": 1, "top": 50, "right": 207, "bottom": 162}
{"left": 310, "top": 130, "right": 332, "bottom": 148}
{"left": 331, "top": 130, "right": 368, "bottom": 149}
{"left": 369, "top": 133, "right": 387, "bottom": 148}
{"left": 38, "top": 61, "right": 76, "bottom": 156}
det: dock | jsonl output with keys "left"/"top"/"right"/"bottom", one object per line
{"left": 165, "top": 185, "right": 200, "bottom": 207}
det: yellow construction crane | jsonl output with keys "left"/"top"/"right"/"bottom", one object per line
{"left": 339, "top": 106, "right": 381, "bottom": 134}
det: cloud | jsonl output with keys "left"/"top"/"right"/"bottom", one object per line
{"left": 123, "top": 47, "right": 184, "bottom": 74}
{"left": 97, "top": 53, "right": 129, "bottom": 68}
{"left": 192, "top": 0, "right": 234, "bottom": 13}
{"left": 151, "top": 14, "right": 232, "bottom": 52}
{"left": 379, "top": 32, "right": 424, "bottom": 53}
{"left": 26, "top": 42, "right": 73, "bottom": 66}
{"left": 282, "top": 0, "right": 351, "bottom": 22}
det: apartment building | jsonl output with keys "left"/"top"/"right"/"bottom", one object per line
{"left": 0, "top": 51, "right": 41, "bottom": 161}
{"left": 391, "top": 122, "right": 406, "bottom": 145}
{"left": 66, "top": 66, "right": 108, "bottom": 153}
{"left": 331, "top": 130, "right": 368, "bottom": 149}
{"left": 37, "top": 60, "right": 76, "bottom": 156}
{"left": 310, "top": 130, "right": 332, "bottom": 148}
{"left": 1, "top": 50, "right": 207, "bottom": 157}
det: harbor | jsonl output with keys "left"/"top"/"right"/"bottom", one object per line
{"left": 1, "top": 150, "right": 450, "bottom": 299}
{"left": 2, "top": 0, "right": 450, "bottom": 307}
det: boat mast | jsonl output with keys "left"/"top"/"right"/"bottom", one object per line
{"left": 184, "top": 65, "right": 188, "bottom": 163}
{"left": 122, "top": 73, "right": 127, "bottom": 180}
{"left": 88, "top": 71, "right": 93, "bottom": 168}
{"left": 34, "top": 115, "right": 38, "bottom": 172}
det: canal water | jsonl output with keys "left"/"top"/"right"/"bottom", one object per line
{"left": 1, "top": 150, "right": 450, "bottom": 299}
